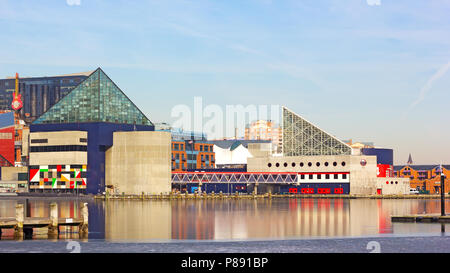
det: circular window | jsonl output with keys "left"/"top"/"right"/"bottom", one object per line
{"left": 333, "top": 162, "right": 337, "bottom": 166}
{"left": 395, "top": 181, "right": 398, "bottom": 184}
{"left": 308, "top": 162, "right": 312, "bottom": 167}
{"left": 292, "top": 162, "right": 296, "bottom": 167}
{"left": 324, "top": 162, "right": 329, "bottom": 167}
{"left": 283, "top": 162, "right": 288, "bottom": 167}
{"left": 268, "top": 163, "right": 272, "bottom": 168}
{"left": 386, "top": 181, "right": 389, "bottom": 184}
{"left": 390, "top": 181, "right": 393, "bottom": 184}
{"left": 341, "top": 162, "right": 346, "bottom": 166}
{"left": 300, "top": 162, "right": 304, "bottom": 167}
{"left": 316, "top": 162, "right": 320, "bottom": 167}
{"left": 275, "top": 163, "right": 280, "bottom": 167}
{"left": 360, "top": 159, "right": 367, "bottom": 166}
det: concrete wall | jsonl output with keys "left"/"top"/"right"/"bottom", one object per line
{"left": 247, "top": 154, "right": 379, "bottom": 195}
{"left": 248, "top": 143, "right": 272, "bottom": 158}
{"left": 1, "top": 166, "right": 27, "bottom": 180}
{"left": 29, "top": 131, "right": 88, "bottom": 165}
{"left": 378, "top": 177, "right": 410, "bottom": 195}
{"left": 105, "top": 131, "right": 171, "bottom": 195}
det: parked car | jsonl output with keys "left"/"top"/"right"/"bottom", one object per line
{"left": 410, "top": 188, "right": 420, "bottom": 194}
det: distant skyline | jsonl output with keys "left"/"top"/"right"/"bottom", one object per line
{"left": 0, "top": 0, "right": 449, "bottom": 164}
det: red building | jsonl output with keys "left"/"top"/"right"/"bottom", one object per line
{"left": 0, "top": 111, "right": 15, "bottom": 166}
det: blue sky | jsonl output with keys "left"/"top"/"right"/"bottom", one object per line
{"left": 0, "top": 0, "right": 449, "bottom": 164}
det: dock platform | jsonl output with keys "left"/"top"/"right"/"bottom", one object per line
{"left": 391, "top": 214, "right": 450, "bottom": 223}
{"left": 0, "top": 202, "right": 88, "bottom": 239}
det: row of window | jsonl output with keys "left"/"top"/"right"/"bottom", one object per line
{"left": 172, "top": 143, "right": 213, "bottom": 152}
{"left": 30, "top": 145, "right": 87, "bottom": 153}
{"left": 31, "top": 138, "right": 87, "bottom": 144}
{"left": 268, "top": 161, "right": 346, "bottom": 168}
{"left": 299, "top": 174, "right": 348, "bottom": 180}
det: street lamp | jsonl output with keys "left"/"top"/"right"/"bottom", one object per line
{"left": 441, "top": 165, "right": 446, "bottom": 216}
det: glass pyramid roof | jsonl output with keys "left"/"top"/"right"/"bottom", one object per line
{"left": 33, "top": 68, "right": 153, "bottom": 126}
{"left": 282, "top": 106, "right": 352, "bottom": 156}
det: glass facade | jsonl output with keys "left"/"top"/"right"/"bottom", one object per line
{"left": 33, "top": 68, "right": 152, "bottom": 126}
{"left": 282, "top": 106, "right": 352, "bottom": 156}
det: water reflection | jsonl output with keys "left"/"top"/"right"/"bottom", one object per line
{"left": 0, "top": 198, "right": 450, "bottom": 241}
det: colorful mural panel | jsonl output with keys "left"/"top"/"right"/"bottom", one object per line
{"left": 29, "top": 165, "right": 87, "bottom": 190}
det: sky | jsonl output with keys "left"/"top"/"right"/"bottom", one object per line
{"left": 0, "top": 0, "right": 449, "bottom": 164}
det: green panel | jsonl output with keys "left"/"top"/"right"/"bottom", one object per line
{"left": 33, "top": 68, "right": 152, "bottom": 126}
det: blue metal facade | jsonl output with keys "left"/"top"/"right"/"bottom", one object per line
{"left": 30, "top": 122, "right": 154, "bottom": 194}
{"left": 361, "top": 148, "right": 393, "bottom": 165}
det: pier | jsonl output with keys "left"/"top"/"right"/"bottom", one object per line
{"left": 392, "top": 214, "right": 450, "bottom": 223}
{"left": 0, "top": 202, "right": 88, "bottom": 239}
{"left": 94, "top": 192, "right": 450, "bottom": 201}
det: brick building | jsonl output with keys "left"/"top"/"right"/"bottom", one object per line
{"left": 394, "top": 165, "right": 450, "bottom": 194}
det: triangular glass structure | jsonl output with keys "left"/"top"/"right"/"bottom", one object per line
{"left": 33, "top": 68, "right": 153, "bottom": 126}
{"left": 282, "top": 106, "right": 351, "bottom": 156}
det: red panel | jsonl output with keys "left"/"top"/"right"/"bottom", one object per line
{"left": 57, "top": 165, "right": 62, "bottom": 172}
{"left": 29, "top": 169, "right": 39, "bottom": 181}
{"left": 377, "top": 164, "right": 393, "bottom": 177}
{"left": 0, "top": 126, "right": 15, "bottom": 166}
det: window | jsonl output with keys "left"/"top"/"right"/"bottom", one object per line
{"left": 325, "top": 174, "right": 330, "bottom": 179}
{"left": 334, "top": 174, "right": 338, "bottom": 179}
{"left": 30, "top": 145, "right": 87, "bottom": 153}
{"left": 80, "top": 138, "right": 87, "bottom": 143}
{"left": 31, "top": 139, "right": 48, "bottom": 144}
{"left": 300, "top": 162, "right": 304, "bottom": 167}
{"left": 301, "top": 174, "right": 305, "bottom": 179}
{"left": 341, "top": 161, "right": 346, "bottom": 166}
{"left": 292, "top": 162, "right": 296, "bottom": 167}
{"left": 316, "top": 162, "right": 320, "bottom": 167}
{"left": 333, "top": 162, "right": 337, "bottom": 166}
{"left": 324, "top": 162, "right": 329, "bottom": 167}
{"left": 308, "top": 162, "right": 312, "bottom": 167}
{"left": 309, "top": 174, "right": 313, "bottom": 179}
{"left": 283, "top": 162, "right": 288, "bottom": 167}
{"left": 276, "top": 163, "right": 280, "bottom": 167}
{"left": 343, "top": 174, "right": 347, "bottom": 179}
{"left": 317, "top": 174, "right": 321, "bottom": 179}
{"left": 268, "top": 163, "right": 272, "bottom": 167}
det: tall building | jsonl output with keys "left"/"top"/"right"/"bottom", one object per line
{"left": 282, "top": 106, "right": 352, "bottom": 156}
{"left": 244, "top": 120, "right": 282, "bottom": 153}
{"left": 29, "top": 68, "right": 170, "bottom": 195}
{"left": 0, "top": 72, "right": 91, "bottom": 123}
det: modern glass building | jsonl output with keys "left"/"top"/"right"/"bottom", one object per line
{"left": 282, "top": 106, "right": 352, "bottom": 156}
{"left": 29, "top": 68, "right": 154, "bottom": 194}
{"left": 0, "top": 72, "right": 91, "bottom": 123}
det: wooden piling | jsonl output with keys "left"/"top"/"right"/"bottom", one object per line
{"left": 14, "top": 204, "right": 24, "bottom": 239}
{"left": 48, "top": 202, "right": 59, "bottom": 236}
{"left": 79, "top": 203, "right": 88, "bottom": 234}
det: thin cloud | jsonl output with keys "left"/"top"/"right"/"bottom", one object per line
{"left": 410, "top": 61, "right": 450, "bottom": 108}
